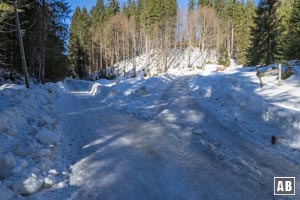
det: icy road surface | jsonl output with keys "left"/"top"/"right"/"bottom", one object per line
{"left": 34, "top": 75, "right": 300, "bottom": 200}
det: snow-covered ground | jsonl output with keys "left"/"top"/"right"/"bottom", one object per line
{"left": 1, "top": 57, "right": 300, "bottom": 199}
{"left": 100, "top": 48, "right": 217, "bottom": 78}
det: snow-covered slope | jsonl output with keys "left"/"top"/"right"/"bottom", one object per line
{"left": 100, "top": 48, "right": 217, "bottom": 78}
{"left": 189, "top": 65, "right": 300, "bottom": 150}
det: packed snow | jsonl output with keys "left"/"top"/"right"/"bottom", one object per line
{"left": 1, "top": 50, "right": 300, "bottom": 199}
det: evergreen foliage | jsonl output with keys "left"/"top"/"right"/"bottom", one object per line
{"left": 188, "top": 0, "right": 195, "bottom": 11}
{"left": 234, "top": 0, "right": 255, "bottom": 64}
{"left": 198, "top": 0, "right": 212, "bottom": 7}
{"left": 286, "top": 0, "right": 300, "bottom": 59}
{"left": 90, "top": 0, "right": 105, "bottom": 28}
{"left": 108, "top": 0, "right": 120, "bottom": 16}
{"left": 0, "top": 0, "right": 70, "bottom": 81}
{"left": 248, "top": 0, "right": 283, "bottom": 65}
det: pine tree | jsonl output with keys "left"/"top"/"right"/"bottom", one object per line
{"left": 234, "top": 0, "right": 255, "bottom": 64}
{"left": 135, "top": 0, "right": 144, "bottom": 23}
{"left": 248, "top": 0, "right": 282, "bottom": 65}
{"left": 68, "top": 6, "right": 90, "bottom": 78}
{"left": 44, "top": 0, "right": 70, "bottom": 80}
{"left": 164, "top": 0, "right": 177, "bottom": 26}
{"left": 68, "top": 7, "right": 82, "bottom": 77}
{"left": 188, "top": 0, "right": 195, "bottom": 11}
{"left": 108, "top": 0, "right": 120, "bottom": 15}
{"left": 198, "top": 0, "right": 212, "bottom": 7}
{"left": 286, "top": 0, "right": 300, "bottom": 59}
{"left": 79, "top": 7, "right": 91, "bottom": 51}
{"left": 274, "top": 0, "right": 292, "bottom": 62}
{"left": 123, "top": 0, "right": 137, "bottom": 17}
{"left": 214, "top": 0, "right": 225, "bottom": 14}
{"left": 141, "top": 0, "right": 164, "bottom": 31}
{"left": 78, "top": 7, "right": 91, "bottom": 78}
{"left": 128, "top": 0, "right": 137, "bottom": 16}
{"left": 90, "top": 0, "right": 105, "bottom": 28}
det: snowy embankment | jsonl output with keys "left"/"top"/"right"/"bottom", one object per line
{"left": 189, "top": 64, "right": 300, "bottom": 149}
{"left": 100, "top": 48, "right": 217, "bottom": 78}
{"left": 66, "top": 74, "right": 175, "bottom": 119}
{"left": 0, "top": 82, "right": 66, "bottom": 199}
{"left": 107, "top": 74, "right": 175, "bottom": 118}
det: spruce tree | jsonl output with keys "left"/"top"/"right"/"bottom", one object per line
{"left": 135, "top": 0, "right": 144, "bottom": 24}
{"left": 68, "top": 7, "right": 90, "bottom": 78}
{"left": 44, "top": 0, "right": 70, "bottom": 80}
{"left": 123, "top": 0, "right": 137, "bottom": 17}
{"left": 68, "top": 7, "right": 82, "bottom": 77}
{"left": 141, "top": 0, "right": 164, "bottom": 31}
{"left": 286, "top": 0, "right": 300, "bottom": 59}
{"left": 108, "top": 0, "right": 120, "bottom": 15}
{"left": 234, "top": 0, "right": 255, "bottom": 64}
{"left": 214, "top": 0, "right": 225, "bottom": 14}
{"left": 198, "top": 0, "right": 212, "bottom": 7}
{"left": 164, "top": 0, "right": 177, "bottom": 25}
{"left": 275, "top": 0, "right": 292, "bottom": 62}
{"left": 90, "top": 0, "right": 105, "bottom": 28}
{"left": 248, "top": 0, "right": 282, "bottom": 65}
{"left": 188, "top": 0, "right": 195, "bottom": 11}
{"left": 79, "top": 7, "right": 91, "bottom": 78}
{"left": 79, "top": 7, "right": 91, "bottom": 51}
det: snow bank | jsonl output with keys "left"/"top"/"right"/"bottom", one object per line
{"left": 97, "top": 48, "right": 217, "bottom": 78}
{"left": 0, "top": 82, "right": 64, "bottom": 198}
{"left": 104, "top": 74, "right": 175, "bottom": 119}
{"left": 66, "top": 73, "right": 175, "bottom": 119}
{"left": 190, "top": 64, "right": 300, "bottom": 149}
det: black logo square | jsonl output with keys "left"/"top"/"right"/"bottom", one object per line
{"left": 274, "top": 177, "right": 295, "bottom": 195}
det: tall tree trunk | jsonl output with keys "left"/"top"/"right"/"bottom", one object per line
{"left": 13, "top": 0, "right": 30, "bottom": 88}
{"left": 132, "top": 22, "right": 137, "bottom": 76}
{"left": 40, "top": 0, "right": 46, "bottom": 83}
{"left": 145, "top": 34, "right": 149, "bottom": 68}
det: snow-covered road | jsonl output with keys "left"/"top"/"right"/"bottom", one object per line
{"left": 33, "top": 75, "right": 300, "bottom": 200}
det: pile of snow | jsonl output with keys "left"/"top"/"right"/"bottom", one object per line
{"left": 66, "top": 73, "right": 175, "bottom": 119}
{"left": 189, "top": 64, "right": 300, "bottom": 149}
{"left": 0, "top": 82, "right": 65, "bottom": 198}
{"left": 104, "top": 74, "right": 174, "bottom": 119}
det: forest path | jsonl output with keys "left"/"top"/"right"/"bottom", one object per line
{"left": 34, "top": 76, "right": 300, "bottom": 200}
